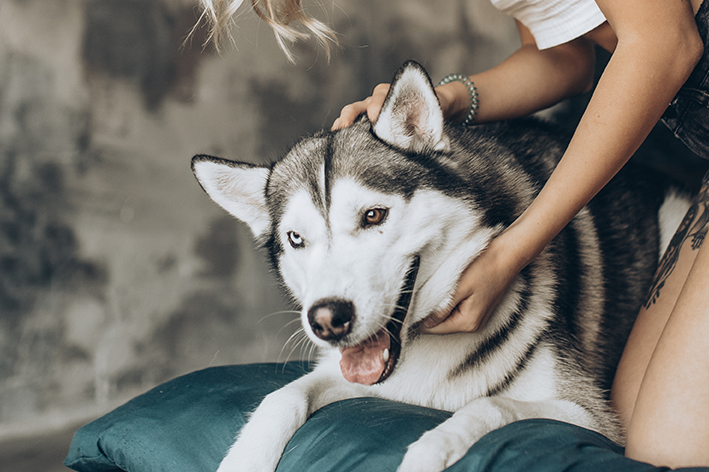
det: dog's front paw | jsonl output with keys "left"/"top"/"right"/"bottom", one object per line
{"left": 216, "top": 436, "right": 282, "bottom": 472}
{"left": 397, "top": 429, "right": 471, "bottom": 472}
{"left": 216, "top": 407, "right": 291, "bottom": 472}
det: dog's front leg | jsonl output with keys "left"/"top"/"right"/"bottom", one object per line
{"left": 217, "top": 368, "right": 360, "bottom": 472}
{"left": 397, "top": 396, "right": 593, "bottom": 472}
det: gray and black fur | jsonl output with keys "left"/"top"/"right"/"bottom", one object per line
{"left": 192, "top": 61, "right": 678, "bottom": 472}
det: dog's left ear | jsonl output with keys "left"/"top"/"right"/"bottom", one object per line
{"left": 373, "top": 61, "right": 448, "bottom": 153}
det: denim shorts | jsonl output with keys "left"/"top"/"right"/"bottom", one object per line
{"left": 661, "top": 0, "right": 709, "bottom": 160}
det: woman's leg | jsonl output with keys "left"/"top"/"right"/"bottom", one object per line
{"left": 611, "top": 176, "right": 709, "bottom": 467}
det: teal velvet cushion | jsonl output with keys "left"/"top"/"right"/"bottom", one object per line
{"left": 65, "top": 362, "right": 707, "bottom": 472}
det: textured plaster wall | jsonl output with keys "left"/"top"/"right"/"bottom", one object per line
{"left": 0, "top": 0, "right": 520, "bottom": 436}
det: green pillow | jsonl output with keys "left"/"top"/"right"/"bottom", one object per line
{"left": 65, "top": 362, "right": 707, "bottom": 472}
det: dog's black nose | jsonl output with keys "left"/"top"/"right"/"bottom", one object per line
{"left": 308, "top": 299, "right": 355, "bottom": 341}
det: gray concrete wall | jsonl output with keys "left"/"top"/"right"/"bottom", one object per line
{"left": 0, "top": 0, "right": 520, "bottom": 437}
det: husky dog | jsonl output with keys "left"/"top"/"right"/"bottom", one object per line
{"left": 192, "top": 61, "right": 677, "bottom": 472}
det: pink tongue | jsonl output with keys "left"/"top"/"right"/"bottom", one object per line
{"left": 339, "top": 331, "right": 390, "bottom": 385}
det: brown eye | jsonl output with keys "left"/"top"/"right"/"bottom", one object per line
{"left": 362, "top": 208, "right": 388, "bottom": 227}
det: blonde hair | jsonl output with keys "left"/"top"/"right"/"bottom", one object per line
{"left": 197, "top": 0, "right": 338, "bottom": 62}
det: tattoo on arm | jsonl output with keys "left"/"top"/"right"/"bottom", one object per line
{"left": 644, "top": 176, "right": 709, "bottom": 309}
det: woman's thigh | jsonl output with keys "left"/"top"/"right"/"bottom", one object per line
{"left": 612, "top": 172, "right": 709, "bottom": 429}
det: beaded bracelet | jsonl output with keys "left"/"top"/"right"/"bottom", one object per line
{"left": 438, "top": 73, "right": 478, "bottom": 126}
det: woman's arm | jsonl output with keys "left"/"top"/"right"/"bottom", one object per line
{"left": 497, "top": 0, "right": 704, "bottom": 281}
{"left": 423, "top": 0, "right": 704, "bottom": 334}
{"left": 333, "top": 21, "right": 597, "bottom": 129}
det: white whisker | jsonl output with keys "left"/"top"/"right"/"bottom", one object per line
{"left": 258, "top": 310, "right": 301, "bottom": 324}
{"left": 278, "top": 327, "right": 311, "bottom": 365}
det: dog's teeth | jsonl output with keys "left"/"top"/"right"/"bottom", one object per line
{"left": 382, "top": 348, "right": 390, "bottom": 363}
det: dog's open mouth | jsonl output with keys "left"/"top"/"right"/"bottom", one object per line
{"left": 339, "top": 255, "right": 420, "bottom": 385}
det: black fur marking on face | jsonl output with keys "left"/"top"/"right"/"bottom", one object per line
{"left": 322, "top": 132, "right": 336, "bottom": 219}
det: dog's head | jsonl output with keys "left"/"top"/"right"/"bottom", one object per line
{"left": 192, "top": 61, "right": 500, "bottom": 385}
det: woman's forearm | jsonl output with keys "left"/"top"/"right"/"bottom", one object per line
{"left": 498, "top": 12, "right": 703, "bottom": 270}
{"left": 336, "top": 23, "right": 598, "bottom": 129}
{"left": 438, "top": 23, "right": 596, "bottom": 123}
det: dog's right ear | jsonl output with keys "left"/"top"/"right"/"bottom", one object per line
{"left": 191, "top": 155, "right": 270, "bottom": 239}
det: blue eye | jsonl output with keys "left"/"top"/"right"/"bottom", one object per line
{"left": 287, "top": 231, "right": 305, "bottom": 248}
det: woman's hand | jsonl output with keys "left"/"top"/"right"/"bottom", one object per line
{"left": 332, "top": 83, "right": 390, "bottom": 130}
{"left": 331, "top": 81, "right": 466, "bottom": 130}
{"left": 422, "top": 234, "right": 525, "bottom": 334}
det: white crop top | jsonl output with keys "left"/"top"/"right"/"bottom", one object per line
{"left": 490, "top": 0, "right": 607, "bottom": 49}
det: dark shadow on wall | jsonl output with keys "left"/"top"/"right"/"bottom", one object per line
{"left": 0, "top": 53, "right": 107, "bottom": 383}
{"left": 83, "top": 0, "right": 213, "bottom": 111}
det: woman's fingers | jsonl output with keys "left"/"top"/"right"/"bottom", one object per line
{"left": 332, "top": 83, "right": 390, "bottom": 130}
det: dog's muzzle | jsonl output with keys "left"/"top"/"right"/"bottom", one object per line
{"left": 336, "top": 255, "right": 421, "bottom": 385}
